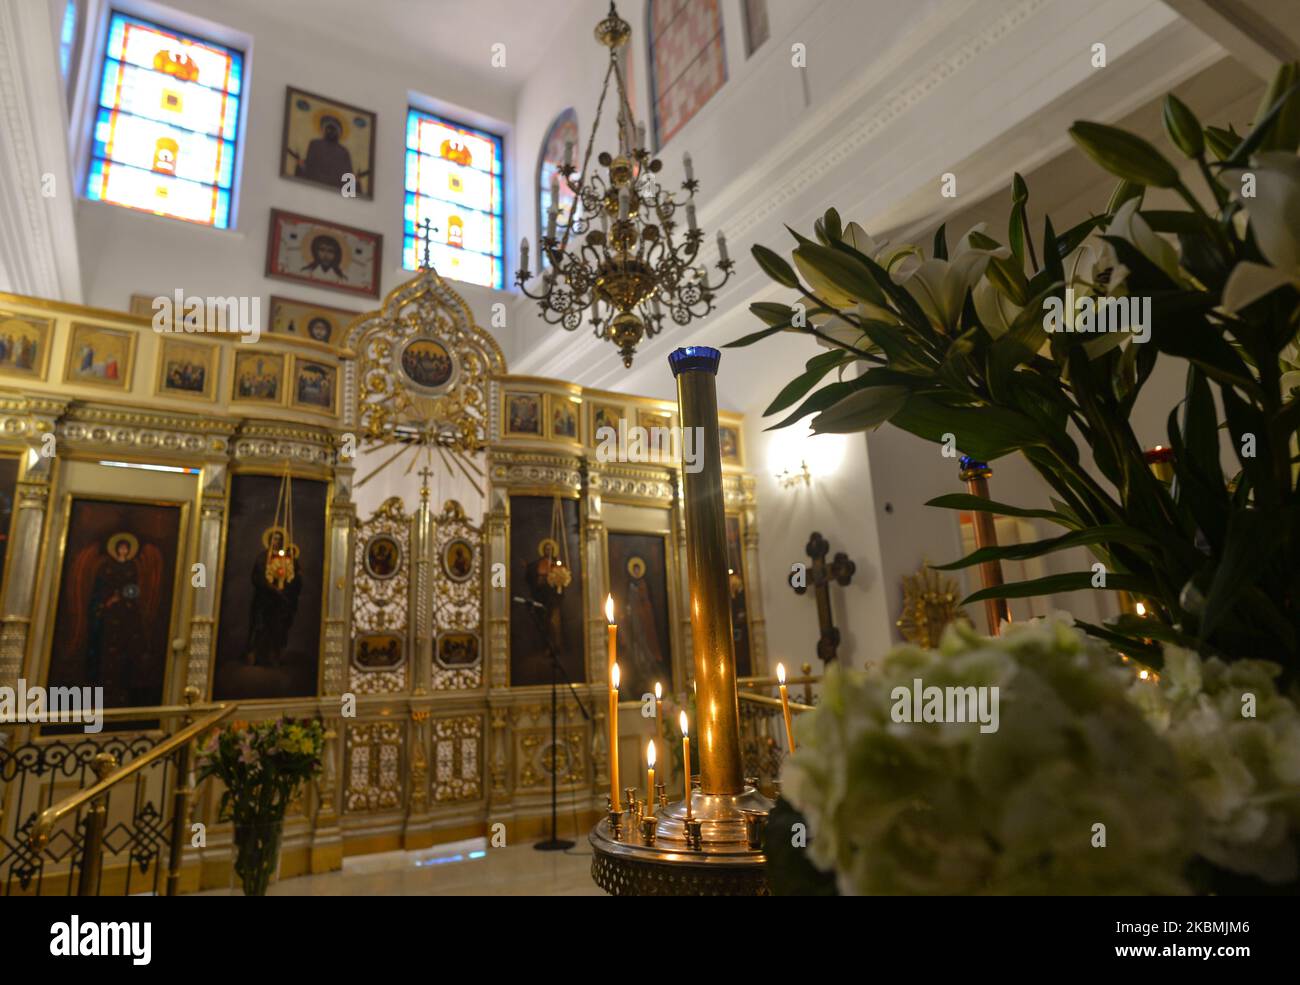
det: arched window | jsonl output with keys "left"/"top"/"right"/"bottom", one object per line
{"left": 647, "top": 0, "right": 726, "bottom": 147}
{"left": 536, "top": 109, "right": 579, "bottom": 268}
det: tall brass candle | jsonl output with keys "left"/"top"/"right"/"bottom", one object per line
{"left": 609, "top": 661, "right": 620, "bottom": 810}
{"left": 679, "top": 710, "right": 692, "bottom": 819}
{"left": 959, "top": 456, "right": 1010, "bottom": 635}
{"left": 669, "top": 346, "right": 744, "bottom": 795}
{"left": 777, "top": 662, "right": 796, "bottom": 754}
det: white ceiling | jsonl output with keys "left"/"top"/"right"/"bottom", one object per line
{"left": 227, "top": 0, "right": 587, "bottom": 90}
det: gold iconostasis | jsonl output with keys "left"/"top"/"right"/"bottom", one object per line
{"left": 0, "top": 266, "right": 764, "bottom": 890}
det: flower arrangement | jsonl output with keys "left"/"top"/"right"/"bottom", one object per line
{"left": 777, "top": 617, "right": 1300, "bottom": 895}
{"left": 779, "top": 618, "right": 1200, "bottom": 895}
{"left": 732, "top": 62, "right": 1300, "bottom": 684}
{"left": 1128, "top": 648, "right": 1300, "bottom": 886}
{"left": 197, "top": 717, "right": 326, "bottom": 896}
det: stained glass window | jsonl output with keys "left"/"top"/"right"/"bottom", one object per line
{"left": 648, "top": 0, "right": 726, "bottom": 147}
{"left": 537, "top": 109, "right": 578, "bottom": 269}
{"left": 85, "top": 12, "right": 243, "bottom": 228}
{"left": 404, "top": 108, "right": 505, "bottom": 290}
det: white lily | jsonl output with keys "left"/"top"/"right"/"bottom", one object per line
{"left": 972, "top": 279, "right": 1020, "bottom": 338}
{"left": 801, "top": 221, "right": 898, "bottom": 350}
{"left": 895, "top": 224, "right": 1009, "bottom": 333}
{"left": 1106, "top": 197, "right": 1181, "bottom": 284}
{"left": 1222, "top": 151, "right": 1300, "bottom": 312}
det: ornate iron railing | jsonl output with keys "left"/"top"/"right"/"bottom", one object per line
{"left": 0, "top": 689, "right": 235, "bottom": 896}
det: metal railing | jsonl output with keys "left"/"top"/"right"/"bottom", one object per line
{"left": 736, "top": 663, "right": 819, "bottom": 789}
{"left": 0, "top": 688, "right": 235, "bottom": 896}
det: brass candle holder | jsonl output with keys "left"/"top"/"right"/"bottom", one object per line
{"left": 959, "top": 455, "right": 1010, "bottom": 635}
{"left": 589, "top": 346, "right": 772, "bottom": 895}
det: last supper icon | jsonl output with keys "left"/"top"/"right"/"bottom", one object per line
{"left": 397, "top": 337, "right": 456, "bottom": 393}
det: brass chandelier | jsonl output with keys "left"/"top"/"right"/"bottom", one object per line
{"left": 516, "top": 3, "right": 734, "bottom": 368}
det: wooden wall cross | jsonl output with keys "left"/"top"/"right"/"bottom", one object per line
{"left": 788, "top": 531, "right": 856, "bottom": 662}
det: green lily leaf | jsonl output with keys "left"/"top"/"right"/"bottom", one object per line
{"left": 925, "top": 492, "right": 1077, "bottom": 526}
{"left": 933, "top": 524, "right": 1159, "bottom": 571}
{"left": 809, "top": 385, "right": 909, "bottom": 433}
{"left": 963, "top": 570, "right": 1152, "bottom": 605}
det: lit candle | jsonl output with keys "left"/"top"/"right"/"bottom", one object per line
{"left": 777, "top": 662, "right": 796, "bottom": 754}
{"left": 683, "top": 152, "right": 694, "bottom": 182}
{"left": 679, "top": 710, "right": 691, "bottom": 819}
{"left": 716, "top": 230, "right": 729, "bottom": 264}
{"left": 646, "top": 740, "right": 656, "bottom": 817}
{"left": 610, "top": 662, "right": 621, "bottom": 810}
{"left": 606, "top": 595, "right": 620, "bottom": 810}
{"left": 519, "top": 237, "right": 530, "bottom": 275}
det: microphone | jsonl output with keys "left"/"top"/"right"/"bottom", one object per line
{"left": 512, "top": 596, "right": 545, "bottom": 610}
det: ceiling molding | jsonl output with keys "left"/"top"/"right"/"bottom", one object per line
{"left": 511, "top": 0, "right": 1223, "bottom": 389}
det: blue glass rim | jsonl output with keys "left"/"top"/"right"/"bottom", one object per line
{"left": 668, "top": 346, "right": 721, "bottom": 377}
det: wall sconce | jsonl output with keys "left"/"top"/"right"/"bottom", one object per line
{"left": 776, "top": 461, "right": 811, "bottom": 488}
{"left": 767, "top": 424, "right": 846, "bottom": 491}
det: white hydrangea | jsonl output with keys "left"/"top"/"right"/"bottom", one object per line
{"left": 782, "top": 617, "right": 1197, "bottom": 895}
{"left": 1129, "top": 648, "right": 1300, "bottom": 883}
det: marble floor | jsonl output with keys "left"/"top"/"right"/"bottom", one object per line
{"left": 198, "top": 838, "right": 605, "bottom": 896}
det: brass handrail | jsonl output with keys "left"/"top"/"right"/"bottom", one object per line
{"left": 29, "top": 699, "right": 236, "bottom": 852}
{"left": 738, "top": 692, "right": 815, "bottom": 714}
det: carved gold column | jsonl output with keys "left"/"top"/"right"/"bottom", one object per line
{"left": 738, "top": 482, "right": 767, "bottom": 673}
{"left": 484, "top": 482, "right": 512, "bottom": 813}
{"left": 411, "top": 469, "right": 434, "bottom": 695}
{"left": 0, "top": 398, "right": 64, "bottom": 692}
{"left": 186, "top": 463, "right": 226, "bottom": 694}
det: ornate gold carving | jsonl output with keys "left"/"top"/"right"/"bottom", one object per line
{"left": 344, "top": 721, "right": 403, "bottom": 812}
{"left": 431, "top": 499, "right": 483, "bottom": 690}
{"left": 346, "top": 267, "right": 505, "bottom": 470}
{"left": 350, "top": 496, "right": 410, "bottom": 693}
{"left": 432, "top": 714, "right": 483, "bottom": 802}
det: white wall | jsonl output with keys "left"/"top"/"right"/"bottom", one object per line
{"left": 70, "top": 0, "right": 518, "bottom": 356}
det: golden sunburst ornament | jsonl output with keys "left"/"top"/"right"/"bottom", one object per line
{"left": 896, "top": 563, "right": 969, "bottom": 648}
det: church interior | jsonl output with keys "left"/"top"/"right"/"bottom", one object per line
{"left": 1, "top": 0, "right": 1299, "bottom": 913}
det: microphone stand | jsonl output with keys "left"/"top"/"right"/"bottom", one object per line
{"left": 514, "top": 596, "right": 590, "bottom": 851}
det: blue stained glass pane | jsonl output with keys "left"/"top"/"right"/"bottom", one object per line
{"left": 99, "top": 60, "right": 240, "bottom": 139}
{"left": 88, "top": 12, "right": 243, "bottom": 228}
{"left": 404, "top": 107, "right": 504, "bottom": 288}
